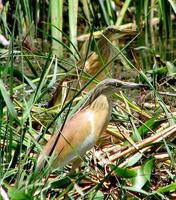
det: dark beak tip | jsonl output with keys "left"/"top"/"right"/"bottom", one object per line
{"left": 139, "top": 84, "right": 149, "bottom": 88}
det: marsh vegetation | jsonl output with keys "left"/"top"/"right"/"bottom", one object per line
{"left": 0, "top": 0, "right": 176, "bottom": 199}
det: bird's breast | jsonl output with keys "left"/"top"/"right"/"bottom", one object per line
{"left": 88, "top": 94, "right": 112, "bottom": 138}
{"left": 79, "top": 111, "right": 97, "bottom": 154}
{"left": 77, "top": 95, "right": 111, "bottom": 157}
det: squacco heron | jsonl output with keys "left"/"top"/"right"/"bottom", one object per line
{"left": 80, "top": 26, "right": 136, "bottom": 90}
{"left": 37, "top": 79, "right": 145, "bottom": 170}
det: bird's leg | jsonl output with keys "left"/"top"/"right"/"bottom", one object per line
{"left": 69, "top": 158, "right": 82, "bottom": 174}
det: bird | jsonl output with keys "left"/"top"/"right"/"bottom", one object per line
{"left": 79, "top": 26, "right": 136, "bottom": 84}
{"left": 37, "top": 78, "right": 146, "bottom": 171}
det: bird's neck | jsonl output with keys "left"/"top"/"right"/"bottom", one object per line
{"left": 90, "top": 94, "right": 112, "bottom": 111}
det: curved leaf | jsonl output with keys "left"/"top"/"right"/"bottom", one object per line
{"left": 0, "top": 79, "right": 19, "bottom": 124}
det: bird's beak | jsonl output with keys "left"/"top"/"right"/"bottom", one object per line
{"left": 113, "top": 29, "right": 137, "bottom": 40}
{"left": 120, "top": 82, "right": 147, "bottom": 89}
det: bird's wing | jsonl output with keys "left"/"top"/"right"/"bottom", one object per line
{"left": 37, "top": 132, "right": 60, "bottom": 168}
{"left": 37, "top": 108, "right": 94, "bottom": 168}
{"left": 53, "top": 109, "right": 95, "bottom": 167}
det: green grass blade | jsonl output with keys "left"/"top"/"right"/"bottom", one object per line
{"left": 50, "top": 0, "right": 63, "bottom": 57}
{"left": 0, "top": 79, "right": 19, "bottom": 124}
{"left": 69, "top": 0, "right": 78, "bottom": 59}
